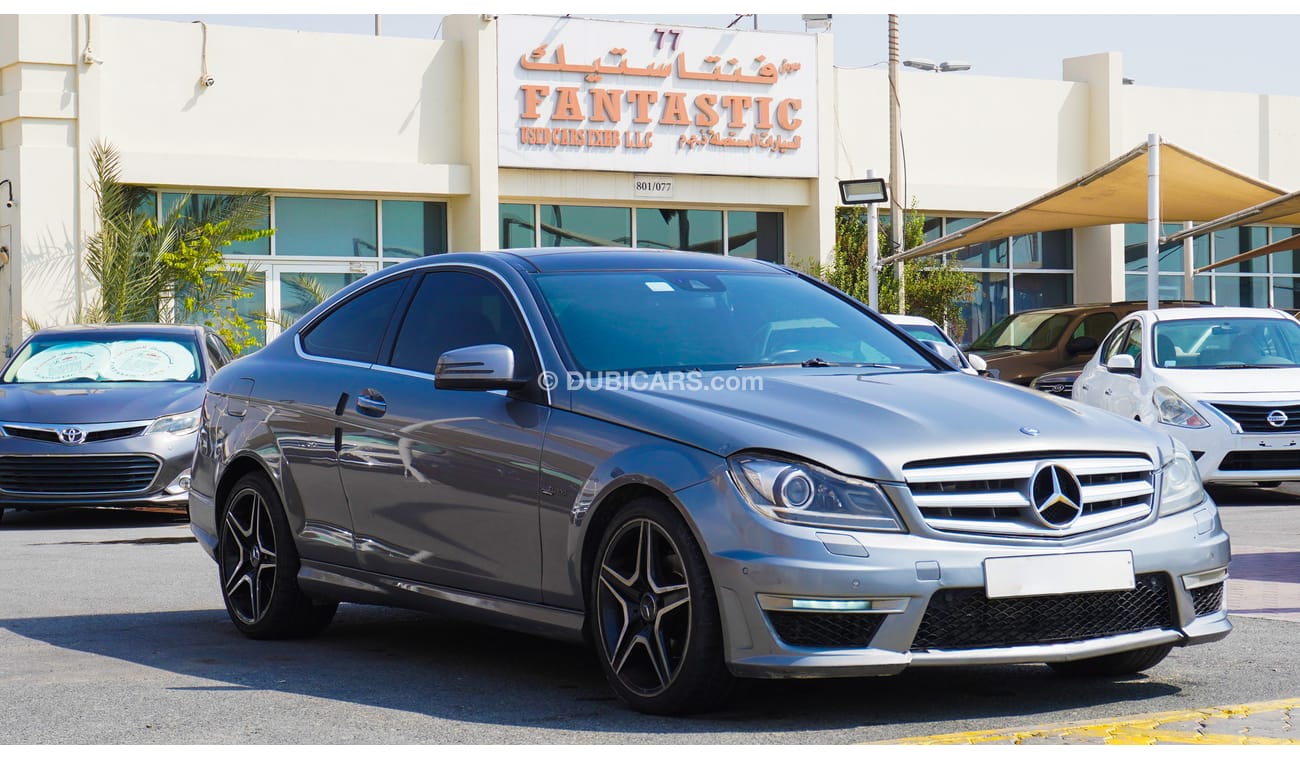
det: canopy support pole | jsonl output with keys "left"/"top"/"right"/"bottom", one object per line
{"left": 1147, "top": 133, "right": 1162, "bottom": 311}
{"left": 1183, "top": 220, "right": 1194, "bottom": 301}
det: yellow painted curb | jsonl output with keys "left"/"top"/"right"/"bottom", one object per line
{"left": 869, "top": 698, "right": 1300, "bottom": 745}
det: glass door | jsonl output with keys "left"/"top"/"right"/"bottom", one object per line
{"left": 263, "top": 262, "right": 379, "bottom": 341}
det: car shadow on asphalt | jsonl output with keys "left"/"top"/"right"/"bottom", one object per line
{"left": 0, "top": 508, "right": 188, "bottom": 531}
{"left": 0, "top": 604, "right": 1184, "bottom": 733}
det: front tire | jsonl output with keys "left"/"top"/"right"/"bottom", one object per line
{"left": 217, "top": 473, "right": 337, "bottom": 639}
{"left": 590, "top": 497, "right": 734, "bottom": 715}
{"left": 1048, "top": 644, "right": 1173, "bottom": 677}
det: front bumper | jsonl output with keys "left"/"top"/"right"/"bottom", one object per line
{"left": 677, "top": 473, "right": 1231, "bottom": 678}
{"left": 1164, "top": 420, "right": 1300, "bottom": 484}
{"left": 0, "top": 431, "right": 195, "bottom": 511}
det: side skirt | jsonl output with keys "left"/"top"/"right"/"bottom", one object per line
{"left": 297, "top": 560, "right": 587, "bottom": 643}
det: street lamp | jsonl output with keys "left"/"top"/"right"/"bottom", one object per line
{"left": 903, "top": 58, "right": 972, "bottom": 73}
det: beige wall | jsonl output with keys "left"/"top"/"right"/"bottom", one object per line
{"left": 10, "top": 14, "right": 1300, "bottom": 349}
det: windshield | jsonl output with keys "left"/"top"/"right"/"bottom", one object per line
{"left": 2, "top": 335, "right": 203, "bottom": 383}
{"left": 1153, "top": 317, "right": 1300, "bottom": 369}
{"left": 533, "top": 271, "right": 936, "bottom": 373}
{"left": 893, "top": 322, "right": 947, "bottom": 344}
{"left": 971, "top": 312, "right": 1072, "bottom": 351}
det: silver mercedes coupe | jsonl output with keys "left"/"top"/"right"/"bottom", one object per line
{"left": 188, "top": 249, "right": 1230, "bottom": 714}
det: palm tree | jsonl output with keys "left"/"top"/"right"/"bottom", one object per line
{"left": 83, "top": 141, "right": 269, "bottom": 329}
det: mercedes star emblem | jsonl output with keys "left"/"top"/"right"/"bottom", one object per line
{"left": 1029, "top": 463, "right": 1084, "bottom": 528}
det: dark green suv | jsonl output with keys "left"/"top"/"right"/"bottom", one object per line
{"left": 970, "top": 301, "right": 1206, "bottom": 386}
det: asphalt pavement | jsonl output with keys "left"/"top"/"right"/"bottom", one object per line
{"left": 0, "top": 483, "right": 1296, "bottom": 744}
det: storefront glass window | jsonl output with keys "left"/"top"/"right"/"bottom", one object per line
{"left": 1212, "top": 225, "right": 1267, "bottom": 274}
{"left": 1011, "top": 230, "right": 1073, "bottom": 270}
{"left": 500, "top": 203, "right": 536, "bottom": 248}
{"left": 276, "top": 197, "right": 377, "bottom": 257}
{"left": 540, "top": 205, "right": 631, "bottom": 247}
{"left": 635, "top": 209, "right": 723, "bottom": 254}
{"left": 1272, "top": 277, "right": 1300, "bottom": 309}
{"left": 961, "top": 271, "right": 1010, "bottom": 346}
{"left": 382, "top": 200, "right": 447, "bottom": 258}
{"left": 1269, "top": 228, "right": 1300, "bottom": 274}
{"left": 1214, "top": 275, "right": 1269, "bottom": 307}
{"left": 727, "top": 211, "right": 784, "bottom": 263}
{"left": 161, "top": 192, "right": 271, "bottom": 255}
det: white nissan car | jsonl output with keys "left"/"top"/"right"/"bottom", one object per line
{"left": 1073, "top": 307, "right": 1300, "bottom": 486}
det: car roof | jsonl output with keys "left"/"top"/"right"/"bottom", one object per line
{"left": 27, "top": 323, "right": 204, "bottom": 338}
{"left": 1143, "top": 307, "right": 1294, "bottom": 321}
{"left": 883, "top": 314, "right": 940, "bottom": 327}
{"left": 472, "top": 247, "right": 788, "bottom": 274}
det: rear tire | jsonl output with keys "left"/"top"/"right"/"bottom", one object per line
{"left": 217, "top": 473, "right": 337, "bottom": 639}
{"left": 1048, "top": 644, "right": 1173, "bottom": 677}
{"left": 590, "top": 497, "right": 734, "bottom": 715}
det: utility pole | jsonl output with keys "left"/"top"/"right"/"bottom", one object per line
{"left": 888, "top": 14, "right": 905, "bottom": 313}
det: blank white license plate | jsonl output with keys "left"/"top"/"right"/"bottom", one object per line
{"left": 984, "top": 551, "right": 1135, "bottom": 599}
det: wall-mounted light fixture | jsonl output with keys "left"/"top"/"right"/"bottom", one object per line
{"left": 0, "top": 179, "right": 15, "bottom": 209}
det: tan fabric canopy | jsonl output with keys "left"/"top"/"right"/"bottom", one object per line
{"left": 1196, "top": 232, "right": 1300, "bottom": 273}
{"left": 1166, "top": 189, "right": 1300, "bottom": 246}
{"left": 881, "top": 141, "right": 1287, "bottom": 265}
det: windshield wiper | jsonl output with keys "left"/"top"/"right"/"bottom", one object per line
{"left": 737, "top": 358, "right": 903, "bottom": 370}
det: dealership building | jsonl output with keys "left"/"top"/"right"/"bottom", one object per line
{"left": 4, "top": 13, "right": 1300, "bottom": 351}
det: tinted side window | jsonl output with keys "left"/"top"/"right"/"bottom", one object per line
{"left": 388, "top": 271, "right": 535, "bottom": 377}
{"left": 1120, "top": 321, "right": 1144, "bottom": 362}
{"left": 1074, "top": 312, "right": 1118, "bottom": 342}
{"left": 205, "top": 334, "right": 233, "bottom": 369}
{"left": 1101, "top": 321, "right": 1132, "bottom": 362}
{"left": 301, "top": 277, "right": 409, "bottom": 363}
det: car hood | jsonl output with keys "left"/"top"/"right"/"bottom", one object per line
{"left": 1163, "top": 367, "right": 1300, "bottom": 402}
{"left": 568, "top": 369, "right": 1167, "bottom": 481}
{"left": 0, "top": 382, "right": 205, "bottom": 424}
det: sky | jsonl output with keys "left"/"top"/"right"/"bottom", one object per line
{"left": 30, "top": 1, "right": 1300, "bottom": 97}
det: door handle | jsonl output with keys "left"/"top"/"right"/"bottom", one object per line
{"left": 356, "top": 389, "right": 387, "bottom": 418}
{"left": 1104, "top": 389, "right": 1113, "bottom": 396}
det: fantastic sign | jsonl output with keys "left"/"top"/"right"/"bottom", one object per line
{"left": 498, "top": 16, "right": 818, "bottom": 178}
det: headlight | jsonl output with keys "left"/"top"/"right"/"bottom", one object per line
{"left": 728, "top": 454, "right": 904, "bottom": 532}
{"left": 1159, "top": 439, "right": 1206, "bottom": 516}
{"left": 146, "top": 409, "right": 201, "bottom": 435}
{"left": 1153, "top": 386, "right": 1209, "bottom": 428}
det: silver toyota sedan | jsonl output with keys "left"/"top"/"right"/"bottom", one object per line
{"left": 189, "top": 249, "right": 1230, "bottom": 715}
{"left": 1, "top": 323, "right": 231, "bottom": 524}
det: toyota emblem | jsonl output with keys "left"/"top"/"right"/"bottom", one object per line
{"left": 1029, "top": 463, "right": 1084, "bottom": 528}
{"left": 58, "top": 427, "right": 88, "bottom": 445}
{"left": 1267, "top": 410, "right": 1289, "bottom": 428}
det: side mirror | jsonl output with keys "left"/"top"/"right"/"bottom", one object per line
{"left": 920, "top": 339, "right": 962, "bottom": 368}
{"left": 434, "top": 344, "right": 525, "bottom": 391}
{"left": 1105, "top": 353, "right": 1137, "bottom": 374}
{"left": 967, "top": 353, "right": 988, "bottom": 373}
{"left": 1066, "top": 335, "right": 1100, "bottom": 356}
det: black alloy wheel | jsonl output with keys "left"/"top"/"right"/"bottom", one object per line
{"left": 217, "top": 474, "right": 337, "bottom": 639}
{"left": 591, "top": 497, "right": 733, "bottom": 714}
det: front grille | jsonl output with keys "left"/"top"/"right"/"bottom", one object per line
{"left": 910, "top": 573, "right": 1175, "bottom": 651}
{"left": 1, "top": 425, "right": 148, "bottom": 443}
{"left": 904, "top": 452, "right": 1154, "bottom": 537}
{"left": 1219, "top": 450, "right": 1300, "bottom": 471}
{"left": 767, "top": 611, "right": 885, "bottom": 648}
{"left": 1191, "top": 582, "right": 1225, "bottom": 616}
{"left": 0, "top": 455, "right": 161, "bottom": 495}
{"left": 1208, "top": 403, "right": 1300, "bottom": 433}
{"left": 1033, "top": 380, "right": 1074, "bottom": 397}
